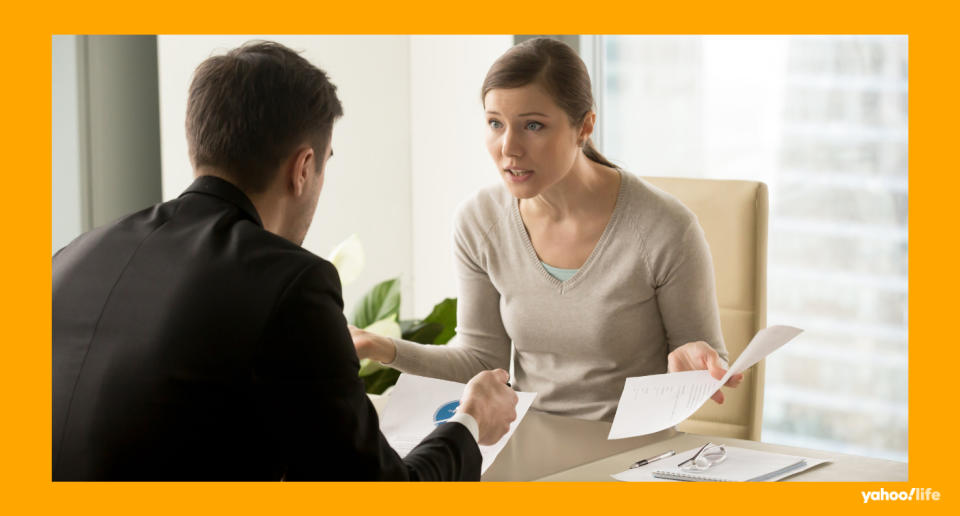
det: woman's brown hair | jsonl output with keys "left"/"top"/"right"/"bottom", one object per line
{"left": 481, "top": 37, "right": 618, "bottom": 169}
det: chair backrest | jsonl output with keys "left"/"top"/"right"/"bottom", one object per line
{"left": 643, "top": 176, "right": 768, "bottom": 441}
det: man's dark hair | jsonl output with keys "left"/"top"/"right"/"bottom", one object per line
{"left": 186, "top": 41, "right": 343, "bottom": 192}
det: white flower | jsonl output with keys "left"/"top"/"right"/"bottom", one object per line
{"left": 363, "top": 314, "right": 402, "bottom": 339}
{"left": 327, "top": 233, "right": 365, "bottom": 286}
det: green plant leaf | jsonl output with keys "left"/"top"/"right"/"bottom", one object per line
{"left": 421, "top": 298, "right": 457, "bottom": 344}
{"left": 352, "top": 278, "right": 401, "bottom": 328}
{"left": 358, "top": 358, "right": 383, "bottom": 377}
{"left": 355, "top": 295, "right": 457, "bottom": 395}
{"left": 362, "top": 368, "right": 401, "bottom": 395}
{"left": 398, "top": 318, "right": 421, "bottom": 334}
{"left": 401, "top": 321, "right": 444, "bottom": 344}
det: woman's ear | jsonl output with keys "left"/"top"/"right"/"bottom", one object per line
{"left": 578, "top": 111, "right": 597, "bottom": 146}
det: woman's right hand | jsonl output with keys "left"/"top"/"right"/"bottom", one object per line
{"left": 348, "top": 325, "right": 397, "bottom": 364}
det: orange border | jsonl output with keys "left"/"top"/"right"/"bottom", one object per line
{"left": 5, "top": 0, "right": 954, "bottom": 514}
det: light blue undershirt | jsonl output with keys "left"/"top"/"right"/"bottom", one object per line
{"left": 540, "top": 261, "right": 579, "bottom": 282}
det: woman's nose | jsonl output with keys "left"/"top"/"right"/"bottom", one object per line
{"left": 501, "top": 129, "right": 522, "bottom": 158}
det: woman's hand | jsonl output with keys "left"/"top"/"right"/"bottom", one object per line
{"left": 349, "top": 325, "right": 397, "bottom": 364}
{"left": 667, "top": 341, "right": 743, "bottom": 404}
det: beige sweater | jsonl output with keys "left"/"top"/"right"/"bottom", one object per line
{"left": 391, "top": 171, "right": 726, "bottom": 421}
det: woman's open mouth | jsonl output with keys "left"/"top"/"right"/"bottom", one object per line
{"left": 504, "top": 168, "right": 534, "bottom": 182}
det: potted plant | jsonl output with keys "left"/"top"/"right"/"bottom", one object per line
{"left": 328, "top": 235, "right": 456, "bottom": 394}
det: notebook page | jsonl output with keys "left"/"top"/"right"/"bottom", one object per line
{"left": 652, "top": 446, "right": 807, "bottom": 482}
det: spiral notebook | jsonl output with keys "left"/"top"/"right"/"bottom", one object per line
{"left": 651, "top": 446, "right": 816, "bottom": 482}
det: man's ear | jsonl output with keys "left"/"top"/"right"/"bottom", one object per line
{"left": 288, "top": 146, "right": 315, "bottom": 197}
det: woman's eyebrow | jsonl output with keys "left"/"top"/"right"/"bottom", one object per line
{"left": 484, "top": 110, "right": 550, "bottom": 117}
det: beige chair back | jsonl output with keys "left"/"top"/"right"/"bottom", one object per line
{"left": 643, "top": 177, "right": 768, "bottom": 441}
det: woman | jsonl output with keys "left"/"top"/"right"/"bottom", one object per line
{"left": 352, "top": 37, "right": 741, "bottom": 421}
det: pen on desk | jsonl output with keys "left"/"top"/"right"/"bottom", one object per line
{"left": 629, "top": 450, "right": 676, "bottom": 469}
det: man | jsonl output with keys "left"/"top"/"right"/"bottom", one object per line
{"left": 52, "top": 41, "right": 518, "bottom": 481}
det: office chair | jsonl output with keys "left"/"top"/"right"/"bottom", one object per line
{"left": 643, "top": 176, "right": 769, "bottom": 441}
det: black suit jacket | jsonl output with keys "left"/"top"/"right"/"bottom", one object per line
{"left": 52, "top": 175, "right": 481, "bottom": 481}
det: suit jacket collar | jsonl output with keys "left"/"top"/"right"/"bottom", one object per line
{"left": 181, "top": 175, "right": 264, "bottom": 227}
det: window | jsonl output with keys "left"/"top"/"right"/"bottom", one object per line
{"left": 596, "top": 35, "right": 908, "bottom": 461}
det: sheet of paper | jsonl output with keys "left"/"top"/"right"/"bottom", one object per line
{"left": 608, "top": 325, "right": 802, "bottom": 440}
{"left": 379, "top": 373, "right": 537, "bottom": 474}
{"left": 722, "top": 325, "right": 804, "bottom": 383}
{"left": 611, "top": 460, "right": 681, "bottom": 482}
{"left": 611, "top": 447, "right": 830, "bottom": 482}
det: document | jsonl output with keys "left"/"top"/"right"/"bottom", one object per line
{"left": 379, "top": 373, "right": 537, "bottom": 474}
{"left": 611, "top": 445, "right": 829, "bottom": 482}
{"left": 608, "top": 325, "right": 803, "bottom": 439}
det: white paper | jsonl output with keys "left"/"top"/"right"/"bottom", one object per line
{"left": 608, "top": 325, "right": 803, "bottom": 439}
{"left": 611, "top": 462, "right": 678, "bottom": 482}
{"left": 611, "top": 446, "right": 830, "bottom": 482}
{"left": 611, "top": 459, "right": 831, "bottom": 482}
{"left": 722, "top": 325, "right": 804, "bottom": 383}
{"left": 379, "top": 373, "right": 537, "bottom": 474}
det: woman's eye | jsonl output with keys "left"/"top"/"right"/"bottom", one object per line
{"left": 526, "top": 121, "right": 544, "bottom": 131}
{"left": 488, "top": 119, "right": 503, "bottom": 129}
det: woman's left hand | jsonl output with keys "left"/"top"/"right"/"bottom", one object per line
{"left": 667, "top": 341, "right": 743, "bottom": 404}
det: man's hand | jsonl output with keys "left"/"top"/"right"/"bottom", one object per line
{"left": 667, "top": 341, "right": 743, "bottom": 404}
{"left": 459, "top": 369, "right": 518, "bottom": 445}
{"left": 349, "top": 325, "right": 397, "bottom": 364}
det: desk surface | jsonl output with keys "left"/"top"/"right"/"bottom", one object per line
{"left": 481, "top": 410, "right": 678, "bottom": 481}
{"left": 369, "top": 394, "right": 907, "bottom": 481}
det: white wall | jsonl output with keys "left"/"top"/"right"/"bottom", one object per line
{"left": 158, "top": 36, "right": 414, "bottom": 319}
{"left": 409, "top": 36, "right": 512, "bottom": 316}
{"left": 158, "top": 35, "right": 512, "bottom": 320}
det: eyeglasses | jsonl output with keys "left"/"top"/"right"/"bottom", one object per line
{"left": 677, "top": 442, "right": 727, "bottom": 471}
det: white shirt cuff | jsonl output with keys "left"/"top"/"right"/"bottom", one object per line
{"left": 447, "top": 412, "right": 479, "bottom": 442}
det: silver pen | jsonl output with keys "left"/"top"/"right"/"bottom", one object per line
{"left": 629, "top": 450, "right": 676, "bottom": 469}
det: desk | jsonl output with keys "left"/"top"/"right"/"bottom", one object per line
{"left": 482, "top": 411, "right": 678, "bottom": 481}
{"left": 368, "top": 395, "right": 907, "bottom": 481}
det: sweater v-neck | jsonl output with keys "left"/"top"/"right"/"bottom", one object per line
{"left": 510, "top": 169, "right": 627, "bottom": 293}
